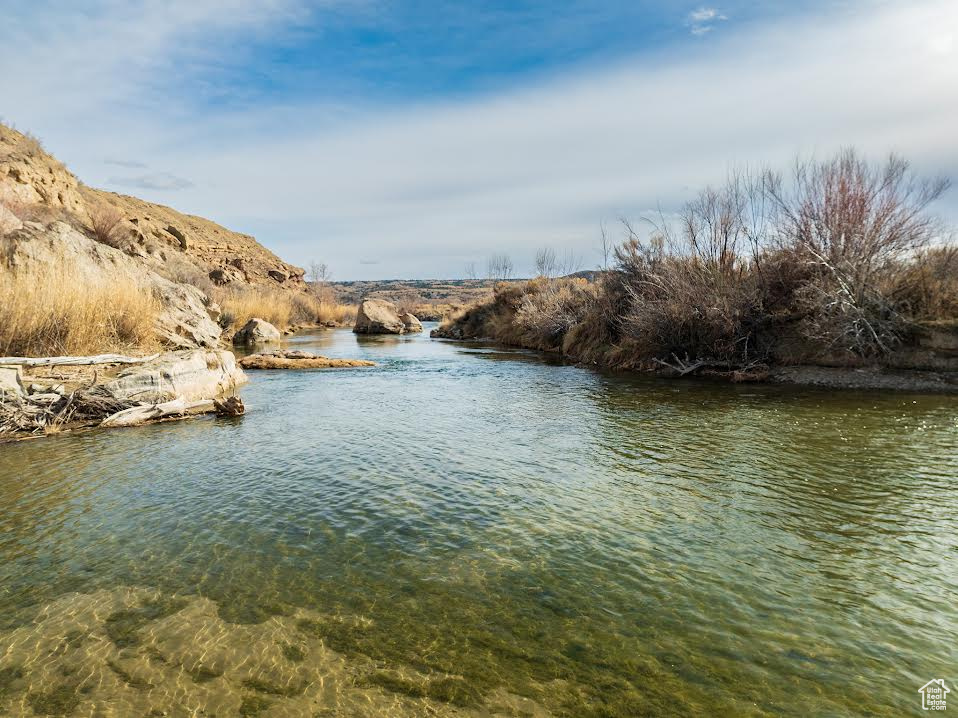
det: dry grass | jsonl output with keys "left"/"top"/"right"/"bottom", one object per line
{"left": 889, "top": 246, "right": 958, "bottom": 321}
{"left": 215, "top": 286, "right": 353, "bottom": 331}
{"left": 314, "top": 300, "right": 355, "bottom": 325}
{"left": 0, "top": 267, "right": 159, "bottom": 357}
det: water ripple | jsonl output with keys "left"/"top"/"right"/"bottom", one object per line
{"left": 1, "top": 326, "right": 957, "bottom": 716}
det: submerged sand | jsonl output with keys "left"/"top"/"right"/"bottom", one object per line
{"left": 0, "top": 587, "right": 550, "bottom": 717}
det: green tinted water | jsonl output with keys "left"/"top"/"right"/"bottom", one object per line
{"left": 1, "top": 327, "right": 956, "bottom": 716}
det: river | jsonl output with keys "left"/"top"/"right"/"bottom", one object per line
{"left": 1, "top": 325, "right": 956, "bottom": 716}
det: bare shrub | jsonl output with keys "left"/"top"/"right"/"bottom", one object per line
{"left": 765, "top": 150, "right": 950, "bottom": 355}
{"left": 89, "top": 203, "right": 125, "bottom": 248}
{"left": 534, "top": 248, "right": 583, "bottom": 278}
{"left": 615, "top": 173, "right": 768, "bottom": 367}
{"left": 439, "top": 149, "right": 954, "bottom": 371}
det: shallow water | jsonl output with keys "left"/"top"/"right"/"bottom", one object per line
{"left": 1, "top": 326, "right": 957, "bottom": 716}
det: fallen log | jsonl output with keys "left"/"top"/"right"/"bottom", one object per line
{"left": 0, "top": 353, "right": 161, "bottom": 367}
{"left": 100, "top": 398, "right": 215, "bottom": 428}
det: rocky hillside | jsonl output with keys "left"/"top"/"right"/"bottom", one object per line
{"left": 0, "top": 123, "right": 304, "bottom": 291}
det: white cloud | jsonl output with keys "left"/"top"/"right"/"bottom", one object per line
{"left": 1, "top": 0, "right": 956, "bottom": 279}
{"left": 687, "top": 6, "right": 727, "bottom": 35}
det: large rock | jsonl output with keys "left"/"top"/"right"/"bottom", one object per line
{"left": 353, "top": 298, "right": 409, "bottom": 334}
{"left": 401, "top": 312, "right": 423, "bottom": 333}
{"left": 239, "top": 350, "right": 375, "bottom": 369}
{"left": 232, "top": 318, "right": 281, "bottom": 345}
{"left": 101, "top": 350, "right": 247, "bottom": 402}
{"left": 0, "top": 221, "right": 222, "bottom": 349}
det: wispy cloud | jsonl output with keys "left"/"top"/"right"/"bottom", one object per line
{"left": 104, "top": 158, "right": 147, "bottom": 168}
{"left": 687, "top": 7, "right": 727, "bottom": 35}
{"left": 1, "top": 0, "right": 955, "bottom": 279}
{"left": 108, "top": 172, "right": 194, "bottom": 191}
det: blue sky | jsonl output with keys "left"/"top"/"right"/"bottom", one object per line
{"left": 2, "top": 0, "right": 956, "bottom": 279}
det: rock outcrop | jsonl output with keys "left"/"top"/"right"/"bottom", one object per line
{"left": 0, "top": 122, "right": 305, "bottom": 292}
{"left": 353, "top": 298, "right": 421, "bottom": 335}
{"left": 1, "top": 221, "right": 222, "bottom": 349}
{"left": 232, "top": 318, "right": 281, "bottom": 345}
{"left": 0, "top": 128, "right": 86, "bottom": 217}
{"left": 100, "top": 350, "right": 247, "bottom": 402}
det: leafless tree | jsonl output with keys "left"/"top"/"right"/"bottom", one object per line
{"left": 486, "top": 253, "right": 514, "bottom": 281}
{"left": 464, "top": 261, "right": 478, "bottom": 280}
{"left": 307, "top": 260, "right": 331, "bottom": 285}
{"left": 559, "top": 250, "right": 583, "bottom": 276}
{"left": 306, "top": 260, "right": 334, "bottom": 302}
{"left": 534, "top": 247, "right": 558, "bottom": 277}
{"left": 599, "top": 222, "right": 612, "bottom": 270}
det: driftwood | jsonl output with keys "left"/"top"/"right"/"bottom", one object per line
{"left": 214, "top": 396, "right": 245, "bottom": 416}
{"left": 0, "top": 389, "right": 132, "bottom": 435}
{"left": 652, "top": 354, "right": 769, "bottom": 378}
{"left": 652, "top": 355, "right": 723, "bottom": 376}
{"left": 0, "top": 353, "right": 160, "bottom": 367}
{"left": 100, "top": 399, "right": 215, "bottom": 428}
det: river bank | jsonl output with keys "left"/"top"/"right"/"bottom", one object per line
{"left": 431, "top": 277, "right": 958, "bottom": 394}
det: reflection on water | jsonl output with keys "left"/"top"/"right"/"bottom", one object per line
{"left": 1, "top": 325, "right": 956, "bottom": 716}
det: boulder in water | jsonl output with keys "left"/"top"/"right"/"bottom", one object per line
{"left": 353, "top": 298, "right": 407, "bottom": 334}
{"left": 232, "top": 318, "right": 281, "bottom": 345}
{"left": 401, "top": 313, "right": 423, "bottom": 333}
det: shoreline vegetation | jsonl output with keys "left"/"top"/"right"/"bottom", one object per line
{"left": 434, "top": 150, "right": 958, "bottom": 392}
{"left": 0, "top": 122, "right": 359, "bottom": 440}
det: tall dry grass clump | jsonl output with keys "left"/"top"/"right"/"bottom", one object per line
{"left": 512, "top": 278, "right": 599, "bottom": 350}
{"left": 215, "top": 286, "right": 353, "bottom": 331}
{"left": 0, "top": 268, "right": 159, "bottom": 356}
{"left": 216, "top": 287, "right": 293, "bottom": 330}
